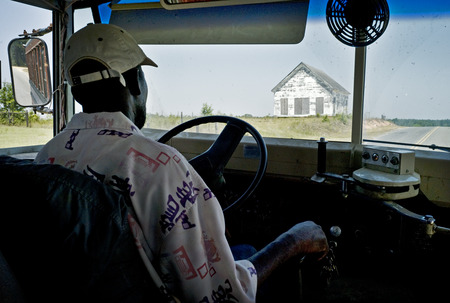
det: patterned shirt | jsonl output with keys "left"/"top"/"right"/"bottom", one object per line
{"left": 35, "top": 112, "right": 257, "bottom": 302}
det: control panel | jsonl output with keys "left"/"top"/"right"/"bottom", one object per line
{"left": 361, "top": 146, "right": 415, "bottom": 175}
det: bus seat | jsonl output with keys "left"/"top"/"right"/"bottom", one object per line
{"left": 0, "top": 248, "right": 26, "bottom": 303}
{"left": 0, "top": 155, "right": 160, "bottom": 303}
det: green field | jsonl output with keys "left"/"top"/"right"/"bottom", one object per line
{"left": 0, "top": 115, "right": 397, "bottom": 148}
{"left": 0, "top": 124, "right": 53, "bottom": 148}
{"left": 144, "top": 114, "right": 398, "bottom": 141}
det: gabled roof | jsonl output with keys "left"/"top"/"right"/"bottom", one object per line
{"left": 272, "top": 62, "right": 350, "bottom": 95}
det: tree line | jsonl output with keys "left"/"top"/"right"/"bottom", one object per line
{"left": 389, "top": 118, "right": 450, "bottom": 127}
{"left": 0, "top": 83, "right": 42, "bottom": 126}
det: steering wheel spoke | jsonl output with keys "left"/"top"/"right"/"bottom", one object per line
{"left": 191, "top": 122, "right": 245, "bottom": 172}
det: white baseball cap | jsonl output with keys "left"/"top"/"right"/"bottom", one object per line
{"left": 64, "top": 23, "right": 157, "bottom": 87}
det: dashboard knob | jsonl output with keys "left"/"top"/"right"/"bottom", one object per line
{"left": 390, "top": 156, "right": 399, "bottom": 166}
{"left": 330, "top": 226, "right": 342, "bottom": 238}
{"left": 362, "top": 151, "right": 370, "bottom": 160}
{"left": 372, "top": 153, "right": 379, "bottom": 161}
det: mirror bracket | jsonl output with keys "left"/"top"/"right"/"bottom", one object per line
{"left": 19, "top": 24, "right": 53, "bottom": 38}
{"left": 33, "top": 106, "right": 53, "bottom": 115}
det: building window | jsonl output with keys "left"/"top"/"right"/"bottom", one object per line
{"left": 295, "top": 98, "right": 309, "bottom": 115}
{"left": 316, "top": 97, "right": 324, "bottom": 115}
{"left": 280, "top": 98, "right": 288, "bottom": 115}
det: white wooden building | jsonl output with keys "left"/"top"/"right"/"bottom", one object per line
{"left": 272, "top": 62, "right": 350, "bottom": 117}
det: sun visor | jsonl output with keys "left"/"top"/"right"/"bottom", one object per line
{"left": 108, "top": 1, "right": 309, "bottom": 44}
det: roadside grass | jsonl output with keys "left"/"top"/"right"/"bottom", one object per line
{"left": 363, "top": 119, "right": 400, "bottom": 139}
{"left": 145, "top": 114, "right": 398, "bottom": 142}
{"left": 0, "top": 122, "right": 53, "bottom": 148}
{"left": 0, "top": 115, "right": 398, "bottom": 148}
{"left": 243, "top": 115, "right": 353, "bottom": 140}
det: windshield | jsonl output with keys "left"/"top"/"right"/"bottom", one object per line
{"left": 100, "top": 0, "right": 449, "bottom": 151}
{"left": 95, "top": 0, "right": 356, "bottom": 142}
{"left": 2, "top": 0, "right": 449, "bottom": 152}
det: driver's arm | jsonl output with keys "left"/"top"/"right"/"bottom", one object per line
{"left": 248, "top": 221, "right": 329, "bottom": 286}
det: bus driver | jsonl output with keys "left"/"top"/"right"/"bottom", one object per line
{"left": 35, "top": 23, "right": 328, "bottom": 302}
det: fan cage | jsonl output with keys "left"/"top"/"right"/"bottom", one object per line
{"left": 326, "top": 0, "right": 390, "bottom": 47}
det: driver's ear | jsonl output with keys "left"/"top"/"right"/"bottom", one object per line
{"left": 123, "top": 68, "right": 141, "bottom": 96}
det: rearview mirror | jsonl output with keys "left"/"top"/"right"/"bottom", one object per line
{"left": 8, "top": 37, "right": 52, "bottom": 107}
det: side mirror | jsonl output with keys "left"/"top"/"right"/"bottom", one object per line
{"left": 8, "top": 37, "right": 52, "bottom": 107}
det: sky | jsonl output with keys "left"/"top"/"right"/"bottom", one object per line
{"left": 1, "top": 0, "right": 450, "bottom": 120}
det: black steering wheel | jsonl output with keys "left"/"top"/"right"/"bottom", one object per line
{"left": 158, "top": 116, "right": 267, "bottom": 212}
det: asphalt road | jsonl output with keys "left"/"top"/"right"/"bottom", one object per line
{"left": 369, "top": 126, "right": 450, "bottom": 152}
{"left": 11, "top": 66, "right": 34, "bottom": 106}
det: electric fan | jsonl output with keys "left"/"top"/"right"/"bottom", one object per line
{"left": 326, "top": 0, "right": 389, "bottom": 47}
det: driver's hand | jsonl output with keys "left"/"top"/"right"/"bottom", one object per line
{"left": 285, "top": 221, "right": 329, "bottom": 260}
{"left": 248, "top": 220, "right": 329, "bottom": 285}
